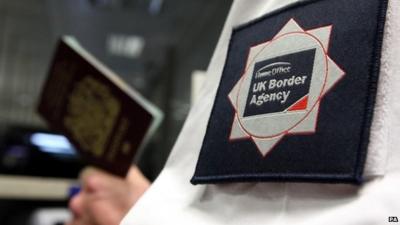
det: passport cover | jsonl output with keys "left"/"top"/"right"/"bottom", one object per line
{"left": 38, "top": 37, "right": 162, "bottom": 177}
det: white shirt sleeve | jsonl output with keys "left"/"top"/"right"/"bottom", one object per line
{"left": 121, "top": 0, "right": 400, "bottom": 224}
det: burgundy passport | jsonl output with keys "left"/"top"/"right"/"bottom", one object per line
{"left": 38, "top": 37, "right": 162, "bottom": 177}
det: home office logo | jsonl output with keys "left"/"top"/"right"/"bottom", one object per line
{"left": 228, "top": 19, "right": 345, "bottom": 156}
{"left": 244, "top": 49, "right": 315, "bottom": 117}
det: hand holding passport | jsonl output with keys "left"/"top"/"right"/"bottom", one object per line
{"left": 38, "top": 37, "right": 162, "bottom": 177}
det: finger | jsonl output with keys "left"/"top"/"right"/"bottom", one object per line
{"left": 69, "top": 192, "right": 84, "bottom": 218}
{"left": 80, "top": 167, "right": 107, "bottom": 193}
{"left": 80, "top": 167, "right": 121, "bottom": 193}
{"left": 79, "top": 167, "right": 101, "bottom": 185}
{"left": 66, "top": 204, "right": 98, "bottom": 225}
{"left": 87, "top": 174, "right": 129, "bottom": 197}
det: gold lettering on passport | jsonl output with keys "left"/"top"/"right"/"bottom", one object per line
{"left": 107, "top": 117, "right": 130, "bottom": 161}
{"left": 64, "top": 76, "right": 121, "bottom": 157}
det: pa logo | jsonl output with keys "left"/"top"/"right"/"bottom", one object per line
{"left": 228, "top": 19, "right": 345, "bottom": 156}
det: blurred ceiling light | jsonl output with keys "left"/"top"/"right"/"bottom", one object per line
{"left": 107, "top": 34, "right": 145, "bottom": 58}
{"left": 149, "top": 0, "right": 164, "bottom": 15}
{"left": 30, "top": 133, "right": 76, "bottom": 155}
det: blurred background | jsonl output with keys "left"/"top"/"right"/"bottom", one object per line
{"left": 0, "top": 0, "right": 232, "bottom": 224}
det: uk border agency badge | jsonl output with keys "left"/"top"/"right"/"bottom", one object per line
{"left": 192, "top": 0, "right": 388, "bottom": 184}
{"left": 228, "top": 19, "right": 345, "bottom": 156}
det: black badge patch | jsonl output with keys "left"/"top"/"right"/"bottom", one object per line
{"left": 191, "top": 0, "right": 388, "bottom": 184}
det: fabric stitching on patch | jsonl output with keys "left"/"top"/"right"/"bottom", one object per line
{"left": 191, "top": 0, "right": 389, "bottom": 185}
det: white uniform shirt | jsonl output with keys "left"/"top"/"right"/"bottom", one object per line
{"left": 122, "top": 0, "right": 400, "bottom": 224}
